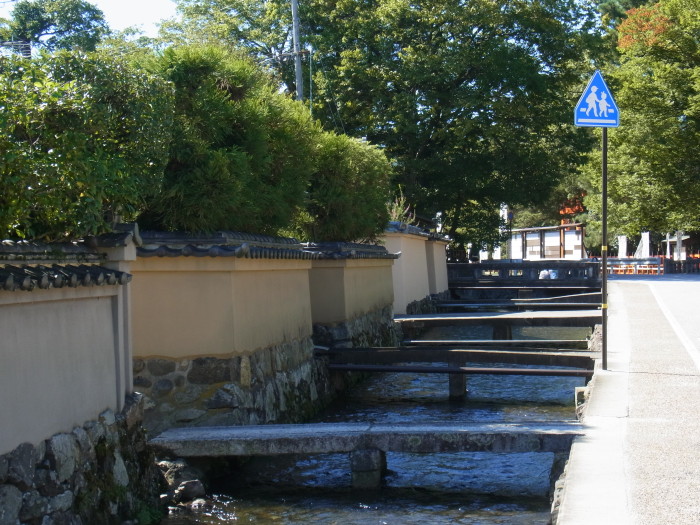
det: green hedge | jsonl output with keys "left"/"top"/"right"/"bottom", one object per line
{"left": 1, "top": 44, "right": 392, "bottom": 242}
{"left": 138, "top": 45, "right": 320, "bottom": 234}
{"left": 297, "top": 131, "right": 391, "bottom": 242}
{"left": 0, "top": 51, "right": 173, "bottom": 240}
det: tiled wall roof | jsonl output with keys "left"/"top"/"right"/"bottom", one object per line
{"left": 0, "top": 237, "right": 132, "bottom": 292}
{"left": 0, "top": 240, "right": 103, "bottom": 263}
{"left": 0, "top": 264, "right": 131, "bottom": 292}
{"left": 302, "top": 241, "right": 399, "bottom": 260}
{"left": 137, "top": 232, "right": 398, "bottom": 260}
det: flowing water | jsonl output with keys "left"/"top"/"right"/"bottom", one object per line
{"left": 161, "top": 325, "right": 589, "bottom": 524}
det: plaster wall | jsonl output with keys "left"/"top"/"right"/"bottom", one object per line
{"left": 426, "top": 239, "right": 449, "bottom": 295}
{"left": 309, "top": 259, "right": 394, "bottom": 324}
{"left": 383, "top": 232, "right": 431, "bottom": 314}
{"left": 131, "top": 257, "right": 313, "bottom": 359}
{"left": 0, "top": 288, "right": 123, "bottom": 456}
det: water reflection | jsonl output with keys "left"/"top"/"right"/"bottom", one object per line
{"left": 165, "top": 489, "right": 551, "bottom": 524}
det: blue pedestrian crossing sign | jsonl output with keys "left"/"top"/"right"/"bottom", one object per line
{"left": 574, "top": 70, "right": 619, "bottom": 127}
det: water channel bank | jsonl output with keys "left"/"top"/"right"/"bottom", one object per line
{"left": 157, "top": 324, "right": 596, "bottom": 524}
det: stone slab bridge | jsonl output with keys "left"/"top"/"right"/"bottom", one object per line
{"left": 394, "top": 309, "right": 602, "bottom": 328}
{"left": 150, "top": 422, "right": 583, "bottom": 489}
{"left": 395, "top": 309, "right": 602, "bottom": 341}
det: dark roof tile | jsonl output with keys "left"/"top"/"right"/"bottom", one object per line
{"left": 136, "top": 232, "right": 399, "bottom": 261}
{"left": 0, "top": 264, "right": 131, "bottom": 292}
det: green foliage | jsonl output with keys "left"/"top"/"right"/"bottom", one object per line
{"left": 139, "top": 44, "right": 320, "bottom": 234}
{"left": 304, "top": 0, "right": 604, "bottom": 245}
{"left": 510, "top": 172, "right": 589, "bottom": 228}
{"left": 0, "top": 50, "right": 173, "bottom": 240}
{"left": 582, "top": 0, "right": 700, "bottom": 238}
{"left": 447, "top": 199, "right": 509, "bottom": 250}
{"left": 0, "top": 40, "right": 391, "bottom": 242}
{"left": 387, "top": 185, "right": 416, "bottom": 224}
{"left": 164, "top": 0, "right": 298, "bottom": 92}
{"left": 0, "top": 0, "right": 108, "bottom": 51}
{"left": 294, "top": 131, "right": 391, "bottom": 241}
{"left": 593, "top": 0, "right": 650, "bottom": 31}
{"left": 172, "top": 0, "right": 605, "bottom": 246}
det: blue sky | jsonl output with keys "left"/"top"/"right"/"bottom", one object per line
{"left": 0, "top": 0, "right": 178, "bottom": 37}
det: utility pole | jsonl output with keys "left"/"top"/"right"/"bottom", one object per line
{"left": 290, "top": 0, "right": 303, "bottom": 101}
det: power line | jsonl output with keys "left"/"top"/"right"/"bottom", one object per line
{"left": 316, "top": 57, "right": 346, "bottom": 133}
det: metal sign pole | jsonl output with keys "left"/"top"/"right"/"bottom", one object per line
{"left": 602, "top": 128, "right": 608, "bottom": 370}
{"left": 574, "top": 70, "right": 618, "bottom": 371}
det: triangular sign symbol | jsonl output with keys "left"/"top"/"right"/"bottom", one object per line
{"left": 574, "top": 70, "right": 619, "bottom": 128}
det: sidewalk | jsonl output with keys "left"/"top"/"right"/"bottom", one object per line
{"left": 556, "top": 275, "right": 700, "bottom": 524}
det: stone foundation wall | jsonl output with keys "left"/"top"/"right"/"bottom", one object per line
{"left": 312, "top": 305, "right": 400, "bottom": 392}
{"left": 135, "top": 305, "right": 398, "bottom": 436}
{"left": 405, "top": 291, "right": 451, "bottom": 316}
{"left": 313, "top": 305, "right": 399, "bottom": 349}
{"left": 134, "top": 337, "right": 334, "bottom": 435}
{"left": 0, "top": 394, "right": 162, "bottom": 525}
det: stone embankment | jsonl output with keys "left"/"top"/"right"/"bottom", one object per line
{"left": 133, "top": 305, "right": 399, "bottom": 435}
{"left": 0, "top": 394, "right": 161, "bottom": 525}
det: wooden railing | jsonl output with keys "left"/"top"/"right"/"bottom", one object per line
{"left": 448, "top": 260, "right": 601, "bottom": 284}
{"left": 665, "top": 258, "right": 700, "bottom": 274}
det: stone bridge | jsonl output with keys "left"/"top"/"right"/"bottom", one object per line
{"left": 150, "top": 422, "right": 582, "bottom": 489}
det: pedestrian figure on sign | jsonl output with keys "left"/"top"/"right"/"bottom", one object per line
{"left": 585, "top": 86, "right": 599, "bottom": 117}
{"left": 598, "top": 93, "right": 612, "bottom": 117}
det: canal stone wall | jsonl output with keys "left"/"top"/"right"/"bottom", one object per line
{"left": 0, "top": 393, "right": 163, "bottom": 525}
{"left": 131, "top": 234, "right": 401, "bottom": 434}
{"left": 135, "top": 303, "right": 400, "bottom": 435}
{"left": 133, "top": 338, "right": 332, "bottom": 434}
{"left": 312, "top": 304, "right": 399, "bottom": 349}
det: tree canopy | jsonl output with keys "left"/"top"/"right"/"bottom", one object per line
{"left": 0, "top": 0, "right": 108, "bottom": 52}
{"left": 167, "top": 0, "right": 604, "bottom": 248}
{"left": 582, "top": 0, "right": 700, "bottom": 240}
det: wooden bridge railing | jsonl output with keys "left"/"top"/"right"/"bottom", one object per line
{"left": 448, "top": 260, "right": 601, "bottom": 284}
{"left": 665, "top": 258, "right": 700, "bottom": 274}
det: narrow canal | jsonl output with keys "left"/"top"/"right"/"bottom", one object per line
{"left": 161, "top": 325, "right": 588, "bottom": 524}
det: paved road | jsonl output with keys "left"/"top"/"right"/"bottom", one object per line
{"left": 557, "top": 274, "right": 700, "bottom": 524}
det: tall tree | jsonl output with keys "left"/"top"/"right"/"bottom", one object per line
{"left": 583, "top": 0, "right": 700, "bottom": 238}
{"left": 164, "top": 0, "right": 298, "bottom": 93}
{"left": 304, "top": 0, "right": 603, "bottom": 246}
{"left": 168, "top": 0, "right": 604, "bottom": 247}
{"left": 0, "top": 0, "right": 107, "bottom": 52}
